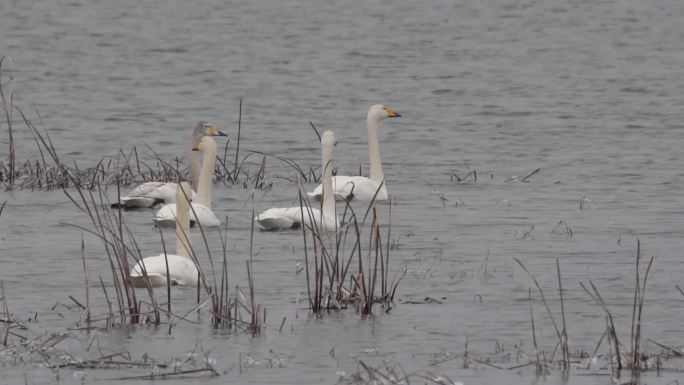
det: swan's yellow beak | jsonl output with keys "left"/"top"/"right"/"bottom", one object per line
{"left": 384, "top": 107, "right": 401, "bottom": 118}
{"left": 207, "top": 123, "right": 228, "bottom": 137}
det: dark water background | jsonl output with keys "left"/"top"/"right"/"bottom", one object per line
{"left": 2, "top": 0, "right": 684, "bottom": 383}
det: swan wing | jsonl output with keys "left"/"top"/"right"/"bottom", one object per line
{"left": 308, "top": 176, "right": 355, "bottom": 201}
{"left": 117, "top": 183, "right": 198, "bottom": 208}
{"left": 255, "top": 207, "right": 339, "bottom": 232}
{"left": 117, "top": 182, "right": 174, "bottom": 208}
{"left": 254, "top": 207, "right": 322, "bottom": 231}
{"left": 255, "top": 207, "right": 302, "bottom": 230}
{"left": 308, "top": 176, "right": 386, "bottom": 202}
{"left": 254, "top": 215, "right": 296, "bottom": 231}
{"left": 336, "top": 176, "right": 387, "bottom": 201}
{"left": 123, "top": 182, "right": 176, "bottom": 206}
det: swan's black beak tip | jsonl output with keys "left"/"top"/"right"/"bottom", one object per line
{"left": 217, "top": 131, "right": 228, "bottom": 137}
{"left": 392, "top": 113, "right": 402, "bottom": 118}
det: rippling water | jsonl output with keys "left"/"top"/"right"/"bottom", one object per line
{"left": 2, "top": 0, "right": 684, "bottom": 383}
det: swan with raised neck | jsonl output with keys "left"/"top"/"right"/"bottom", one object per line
{"left": 130, "top": 181, "right": 200, "bottom": 287}
{"left": 308, "top": 104, "right": 401, "bottom": 202}
{"left": 255, "top": 130, "right": 339, "bottom": 232}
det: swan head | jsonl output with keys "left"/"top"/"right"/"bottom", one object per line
{"left": 368, "top": 104, "right": 401, "bottom": 121}
{"left": 321, "top": 130, "right": 336, "bottom": 147}
{"left": 194, "top": 121, "right": 226, "bottom": 137}
{"left": 191, "top": 121, "right": 227, "bottom": 149}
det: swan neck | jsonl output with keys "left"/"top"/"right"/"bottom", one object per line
{"left": 197, "top": 139, "right": 216, "bottom": 207}
{"left": 188, "top": 149, "right": 201, "bottom": 192}
{"left": 175, "top": 182, "right": 191, "bottom": 258}
{"left": 367, "top": 116, "right": 383, "bottom": 184}
{"left": 321, "top": 139, "right": 335, "bottom": 219}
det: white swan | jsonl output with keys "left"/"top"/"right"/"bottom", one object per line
{"left": 113, "top": 122, "right": 226, "bottom": 209}
{"left": 255, "top": 130, "right": 339, "bottom": 232}
{"left": 130, "top": 181, "right": 199, "bottom": 287}
{"left": 153, "top": 135, "right": 221, "bottom": 227}
{"left": 308, "top": 104, "right": 401, "bottom": 202}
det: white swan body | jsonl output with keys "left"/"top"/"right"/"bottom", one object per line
{"left": 154, "top": 135, "right": 221, "bottom": 227}
{"left": 314, "top": 175, "right": 388, "bottom": 202}
{"left": 255, "top": 206, "right": 337, "bottom": 232}
{"left": 130, "top": 181, "right": 199, "bottom": 287}
{"left": 256, "top": 131, "right": 339, "bottom": 232}
{"left": 308, "top": 104, "right": 400, "bottom": 202}
{"left": 153, "top": 202, "right": 220, "bottom": 228}
{"left": 113, "top": 122, "right": 226, "bottom": 209}
{"left": 130, "top": 253, "right": 198, "bottom": 287}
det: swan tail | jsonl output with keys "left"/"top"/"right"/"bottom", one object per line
{"left": 306, "top": 191, "right": 322, "bottom": 201}
{"left": 130, "top": 273, "right": 197, "bottom": 287}
{"left": 309, "top": 186, "right": 349, "bottom": 201}
{"left": 113, "top": 197, "right": 165, "bottom": 209}
{"left": 130, "top": 273, "right": 168, "bottom": 288}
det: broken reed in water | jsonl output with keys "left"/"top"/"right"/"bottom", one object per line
{"left": 0, "top": 315, "right": 220, "bottom": 381}
{"left": 0, "top": 91, "right": 273, "bottom": 191}
{"left": 1, "top": 136, "right": 275, "bottom": 192}
{"left": 516, "top": 240, "right": 657, "bottom": 383}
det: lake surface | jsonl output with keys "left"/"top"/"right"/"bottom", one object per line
{"left": 2, "top": 0, "right": 684, "bottom": 383}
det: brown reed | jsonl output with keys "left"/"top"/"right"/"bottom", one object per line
{"left": 2, "top": 94, "right": 271, "bottom": 192}
{"left": 293, "top": 178, "right": 404, "bottom": 316}
{"left": 579, "top": 239, "right": 656, "bottom": 384}
{"left": 344, "top": 360, "right": 458, "bottom": 385}
{"left": 0, "top": 56, "right": 15, "bottom": 186}
{"left": 514, "top": 257, "right": 570, "bottom": 370}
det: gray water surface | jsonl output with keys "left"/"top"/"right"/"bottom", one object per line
{"left": 2, "top": 0, "right": 684, "bottom": 383}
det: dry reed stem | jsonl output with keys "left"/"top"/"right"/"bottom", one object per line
{"left": 513, "top": 257, "right": 568, "bottom": 369}
{"left": 105, "top": 367, "right": 219, "bottom": 381}
{"left": 556, "top": 258, "right": 569, "bottom": 369}
{"left": 0, "top": 56, "right": 15, "bottom": 186}
{"left": 647, "top": 339, "right": 682, "bottom": 357}
{"left": 629, "top": 239, "right": 655, "bottom": 382}
{"left": 587, "top": 328, "right": 607, "bottom": 369}
{"left": 579, "top": 280, "right": 622, "bottom": 370}
{"left": 233, "top": 97, "right": 243, "bottom": 181}
{"left": 349, "top": 360, "right": 458, "bottom": 385}
{"left": 528, "top": 288, "right": 543, "bottom": 374}
{"left": 309, "top": 121, "right": 321, "bottom": 142}
{"left": 157, "top": 224, "right": 172, "bottom": 317}
{"left": 1, "top": 281, "right": 9, "bottom": 347}
{"left": 98, "top": 276, "right": 113, "bottom": 330}
{"left": 81, "top": 236, "right": 91, "bottom": 331}
{"left": 578, "top": 239, "right": 658, "bottom": 381}
{"left": 210, "top": 215, "right": 232, "bottom": 327}
{"left": 247, "top": 204, "right": 262, "bottom": 334}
